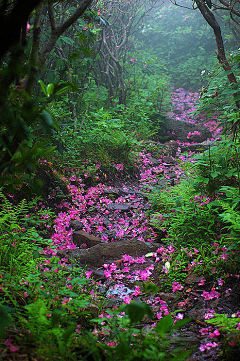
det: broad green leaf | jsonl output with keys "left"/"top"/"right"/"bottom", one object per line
{"left": 61, "top": 36, "right": 75, "bottom": 46}
{"left": 154, "top": 314, "right": 173, "bottom": 337}
{"left": 233, "top": 94, "right": 240, "bottom": 102}
{"left": 38, "top": 80, "right": 47, "bottom": 96}
{"left": 62, "top": 324, "right": 75, "bottom": 344}
{"left": 121, "top": 301, "right": 153, "bottom": 324}
{"left": 144, "top": 282, "right": 159, "bottom": 293}
{"left": 41, "top": 110, "right": 54, "bottom": 127}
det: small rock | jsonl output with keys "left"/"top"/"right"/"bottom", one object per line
{"left": 107, "top": 203, "right": 131, "bottom": 211}
{"left": 185, "top": 274, "right": 205, "bottom": 285}
{"left": 91, "top": 269, "right": 106, "bottom": 280}
{"left": 162, "top": 156, "right": 175, "bottom": 164}
{"left": 72, "top": 231, "right": 101, "bottom": 248}
{"left": 103, "top": 188, "right": 120, "bottom": 196}
{"left": 152, "top": 169, "right": 164, "bottom": 176}
{"left": 69, "top": 220, "right": 83, "bottom": 230}
{"left": 149, "top": 157, "right": 161, "bottom": 165}
{"left": 85, "top": 303, "right": 99, "bottom": 318}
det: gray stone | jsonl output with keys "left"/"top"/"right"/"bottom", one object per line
{"left": 72, "top": 231, "right": 101, "bottom": 248}
{"left": 107, "top": 203, "right": 132, "bottom": 211}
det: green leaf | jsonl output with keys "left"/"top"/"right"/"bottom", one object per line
{"left": 144, "top": 282, "right": 159, "bottom": 294}
{"left": 61, "top": 36, "right": 74, "bottom": 45}
{"left": 154, "top": 314, "right": 173, "bottom": 337}
{"left": 26, "top": 162, "right": 34, "bottom": 173}
{"left": 46, "top": 83, "right": 54, "bottom": 97}
{"left": 233, "top": 94, "right": 240, "bottom": 102}
{"left": 32, "top": 250, "right": 40, "bottom": 259}
{"left": 62, "top": 324, "right": 75, "bottom": 344}
{"left": 172, "top": 317, "right": 192, "bottom": 329}
{"left": 170, "top": 350, "right": 192, "bottom": 361}
{"left": 210, "top": 171, "right": 219, "bottom": 178}
{"left": 55, "top": 86, "right": 72, "bottom": 96}
{"left": 38, "top": 80, "right": 47, "bottom": 96}
{"left": 51, "top": 309, "right": 65, "bottom": 327}
{"left": 0, "top": 305, "right": 14, "bottom": 337}
{"left": 41, "top": 110, "right": 54, "bottom": 128}
{"left": 121, "top": 301, "right": 153, "bottom": 324}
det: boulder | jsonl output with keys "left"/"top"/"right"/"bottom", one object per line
{"left": 77, "top": 239, "right": 157, "bottom": 267}
{"left": 180, "top": 140, "right": 218, "bottom": 153}
{"left": 159, "top": 119, "right": 212, "bottom": 143}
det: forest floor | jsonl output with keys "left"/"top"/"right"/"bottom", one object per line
{"left": 1, "top": 90, "right": 240, "bottom": 360}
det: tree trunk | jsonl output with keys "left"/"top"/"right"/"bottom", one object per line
{"left": 195, "top": 0, "right": 240, "bottom": 135}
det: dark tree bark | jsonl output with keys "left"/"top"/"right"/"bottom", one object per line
{"left": 0, "top": 0, "right": 42, "bottom": 62}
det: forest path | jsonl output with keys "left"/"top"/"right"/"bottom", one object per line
{"left": 44, "top": 89, "right": 235, "bottom": 359}
{"left": 47, "top": 143, "right": 236, "bottom": 361}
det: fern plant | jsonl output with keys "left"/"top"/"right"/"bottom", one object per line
{"left": 0, "top": 190, "right": 52, "bottom": 279}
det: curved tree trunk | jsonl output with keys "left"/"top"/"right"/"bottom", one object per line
{"left": 195, "top": 0, "right": 240, "bottom": 136}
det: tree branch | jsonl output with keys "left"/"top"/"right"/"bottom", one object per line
{"left": 38, "top": 0, "right": 94, "bottom": 70}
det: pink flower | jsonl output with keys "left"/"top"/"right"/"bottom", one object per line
{"left": 4, "top": 338, "right": 13, "bottom": 346}
{"left": 133, "top": 286, "right": 142, "bottom": 296}
{"left": 172, "top": 281, "right": 184, "bottom": 293}
{"left": 124, "top": 295, "right": 131, "bottom": 304}
{"left": 199, "top": 327, "right": 212, "bottom": 335}
{"left": 199, "top": 342, "right": 218, "bottom": 351}
{"left": 204, "top": 312, "right": 215, "bottom": 320}
{"left": 104, "top": 270, "right": 112, "bottom": 278}
{"left": 85, "top": 271, "right": 93, "bottom": 279}
{"left": 209, "top": 329, "right": 220, "bottom": 338}
{"left": 9, "top": 345, "right": 20, "bottom": 352}
{"left": 193, "top": 130, "right": 201, "bottom": 136}
{"left": 176, "top": 313, "right": 184, "bottom": 320}
{"left": 140, "top": 269, "right": 151, "bottom": 280}
{"left": 202, "top": 287, "right": 221, "bottom": 300}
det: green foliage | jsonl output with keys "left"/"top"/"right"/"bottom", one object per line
{"left": 193, "top": 140, "right": 240, "bottom": 196}
{"left": 121, "top": 301, "right": 153, "bottom": 324}
{"left": 147, "top": 179, "right": 196, "bottom": 213}
{"left": 206, "top": 314, "right": 240, "bottom": 360}
{"left": 91, "top": 306, "right": 192, "bottom": 361}
{"left": 163, "top": 202, "right": 218, "bottom": 247}
{"left": 218, "top": 201, "right": 240, "bottom": 246}
{"left": 0, "top": 192, "right": 51, "bottom": 279}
